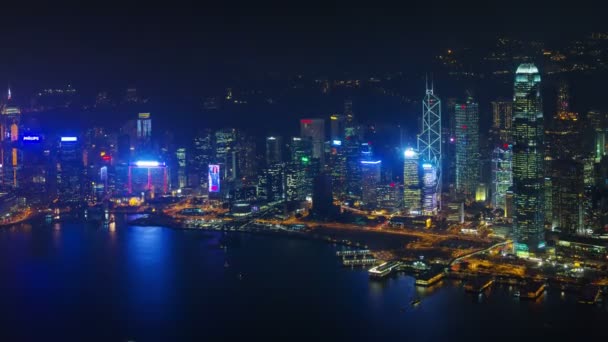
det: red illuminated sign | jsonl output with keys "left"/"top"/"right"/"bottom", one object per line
{"left": 300, "top": 119, "right": 312, "bottom": 124}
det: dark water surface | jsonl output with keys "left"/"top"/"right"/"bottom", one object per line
{"left": 0, "top": 222, "right": 606, "bottom": 341}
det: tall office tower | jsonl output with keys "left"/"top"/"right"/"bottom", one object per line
{"left": 329, "top": 140, "right": 347, "bottom": 199}
{"left": 491, "top": 100, "right": 513, "bottom": 144}
{"left": 549, "top": 160, "right": 583, "bottom": 234}
{"left": 344, "top": 99, "right": 354, "bottom": 121}
{"left": 512, "top": 63, "right": 545, "bottom": 256}
{"left": 361, "top": 160, "right": 381, "bottom": 208}
{"left": 191, "top": 129, "right": 214, "bottom": 188}
{"left": 300, "top": 118, "right": 325, "bottom": 164}
{"left": 265, "top": 136, "right": 283, "bottom": 166}
{"left": 289, "top": 136, "right": 315, "bottom": 199}
{"left": 236, "top": 132, "right": 257, "bottom": 181}
{"left": 258, "top": 163, "right": 285, "bottom": 202}
{"left": 136, "top": 113, "right": 152, "bottom": 151}
{"left": 417, "top": 80, "right": 442, "bottom": 215}
{"left": 0, "top": 102, "right": 21, "bottom": 188}
{"left": 344, "top": 133, "right": 361, "bottom": 199}
{"left": 403, "top": 148, "right": 421, "bottom": 214}
{"left": 330, "top": 114, "right": 346, "bottom": 141}
{"left": 20, "top": 134, "right": 48, "bottom": 203}
{"left": 176, "top": 148, "right": 187, "bottom": 189}
{"left": 56, "top": 136, "right": 83, "bottom": 203}
{"left": 454, "top": 97, "right": 480, "bottom": 197}
{"left": 285, "top": 161, "right": 306, "bottom": 201}
{"left": 214, "top": 128, "right": 237, "bottom": 180}
{"left": 128, "top": 160, "right": 169, "bottom": 197}
{"left": 491, "top": 145, "right": 512, "bottom": 212}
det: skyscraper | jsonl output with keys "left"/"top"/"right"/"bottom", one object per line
{"left": 361, "top": 160, "right": 381, "bottom": 208}
{"left": 136, "top": 113, "right": 152, "bottom": 151}
{"left": 300, "top": 119, "right": 325, "bottom": 164}
{"left": 491, "top": 145, "right": 512, "bottom": 212}
{"left": 215, "top": 128, "right": 237, "bottom": 180}
{"left": 330, "top": 114, "right": 345, "bottom": 141}
{"left": 265, "top": 136, "right": 283, "bottom": 166}
{"left": 191, "top": 129, "right": 214, "bottom": 188}
{"left": 491, "top": 100, "right": 513, "bottom": 144}
{"left": 512, "top": 63, "right": 545, "bottom": 256}
{"left": 454, "top": 97, "right": 480, "bottom": 197}
{"left": 403, "top": 148, "right": 421, "bottom": 214}
{"left": 417, "top": 80, "right": 442, "bottom": 215}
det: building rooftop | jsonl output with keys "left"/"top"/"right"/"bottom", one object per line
{"left": 516, "top": 63, "right": 539, "bottom": 74}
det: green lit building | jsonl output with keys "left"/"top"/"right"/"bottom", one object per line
{"left": 512, "top": 63, "right": 545, "bottom": 256}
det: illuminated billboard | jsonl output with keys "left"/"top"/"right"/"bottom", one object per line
{"left": 208, "top": 164, "right": 220, "bottom": 193}
{"left": 22, "top": 135, "right": 41, "bottom": 142}
{"left": 60, "top": 136, "right": 78, "bottom": 142}
{"left": 138, "top": 112, "right": 151, "bottom": 119}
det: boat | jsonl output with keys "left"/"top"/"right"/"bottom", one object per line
{"left": 410, "top": 298, "right": 421, "bottom": 306}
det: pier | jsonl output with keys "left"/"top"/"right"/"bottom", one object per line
{"left": 369, "top": 261, "right": 401, "bottom": 278}
{"left": 517, "top": 281, "right": 546, "bottom": 300}
{"left": 578, "top": 285, "right": 602, "bottom": 305}
{"left": 464, "top": 276, "right": 494, "bottom": 293}
{"left": 336, "top": 249, "right": 371, "bottom": 257}
{"left": 343, "top": 258, "right": 377, "bottom": 266}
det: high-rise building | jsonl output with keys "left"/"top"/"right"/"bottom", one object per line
{"left": 215, "top": 128, "right": 237, "bottom": 180}
{"left": 403, "top": 148, "right": 421, "bottom": 214}
{"left": 258, "top": 163, "right": 285, "bottom": 202}
{"left": 128, "top": 160, "right": 169, "bottom": 197}
{"left": 545, "top": 81, "right": 583, "bottom": 234}
{"left": 236, "top": 132, "right": 257, "bottom": 181}
{"left": 0, "top": 100, "right": 21, "bottom": 188}
{"left": 191, "top": 129, "right": 214, "bottom": 188}
{"left": 176, "top": 148, "right": 187, "bottom": 189}
{"left": 329, "top": 139, "right": 347, "bottom": 199}
{"left": 330, "top": 114, "right": 346, "bottom": 141}
{"left": 361, "top": 160, "right": 381, "bottom": 208}
{"left": 512, "top": 63, "right": 545, "bottom": 256}
{"left": 56, "top": 136, "right": 83, "bottom": 203}
{"left": 491, "top": 145, "right": 512, "bottom": 213}
{"left": 455, "top": 97, "right": 480, "bottom": 197}
{"left": 265, "top": 136, "right": 283, "bottom": 166}
{"left": 491, "top": 100, "right": 513, "bottom": 144}
{"left": 417, "top": 80, "right": 442, "bottom": 215}
{"left": 136, "top": 113, "right": 152, "bottom": 151}
{"left": 289, "top": 136, "right": 316, "bottom": 198}
{"left": 300, "top": 119, "right": 325, "bottom": 164}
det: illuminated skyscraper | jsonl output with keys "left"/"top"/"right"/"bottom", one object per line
{"left": 491, "top": 145, "right": 512, "bottom": 212}
{"left": 136, "top": 113, "right": 152, "bottom": 150}
{"left": 417, "top": 79, "right": 441, "bottom": 215}
{"left": 491, "top": 100, "right": 513, "bottom": 144}
{"left": 289, "top": 136, "right": 315, "bottom": 199}
{"left": 329, "top": 139, "right": 347, "bottom": 199}
{"left": 128, "top": 160, "right": 169, "bottom": 197}
{"left": 403, "top": 148, "right": 421, "bottom": 214}
{"left": 300, "top": 119, "right": 325, "bottom": 164}
{"left": 361, "top": 160, "right": 381, "bottom": 207}
{"left": 191, "top": 129, "right": 214, "bottom": 188}
{"left": 176, "top": 148, "right": 186, "bottom": 189}
{"left": 56, "top": 136, "right": 83, "bottom": 202}
{"left": 512, "top": 63, "right": 545, "bottom": 255}
{"left": 215, "top": 128, "right": 237, "bottom": 180}
{"left": 454, "top": 97, "right": 480, "bottom": 197}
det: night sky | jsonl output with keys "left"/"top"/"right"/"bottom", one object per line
{"left": 0, "top": 3, "right": 604, "bottom": 94}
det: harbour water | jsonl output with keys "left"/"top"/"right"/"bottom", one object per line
{"left": 0, "top": 221, "right": 606, "bottom": 340}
